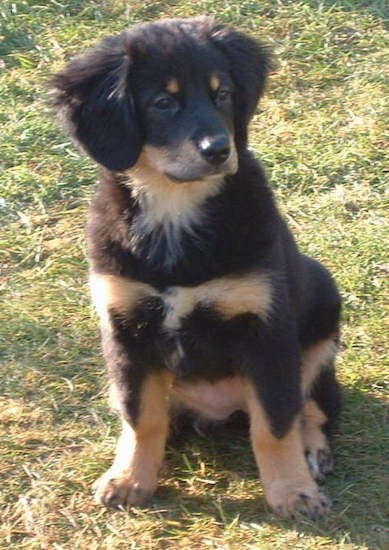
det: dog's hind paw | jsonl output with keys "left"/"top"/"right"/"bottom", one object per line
{"left": 305, "top": 446, "right": 334, "bottom": 483}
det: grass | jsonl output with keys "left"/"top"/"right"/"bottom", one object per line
{"left": 0, "top": 0, "right": 388, "bottom": 548}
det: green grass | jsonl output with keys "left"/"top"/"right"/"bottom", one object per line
{"left": 1, "top": 0, "right": 388, "bottom": 548}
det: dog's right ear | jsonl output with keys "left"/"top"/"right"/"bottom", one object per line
{"left": 50, "top": 34, "right": 141, "bottom": 171}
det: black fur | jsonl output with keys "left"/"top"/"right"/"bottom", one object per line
{"left": 51, "top": 35, "right": 141, "bottom": 170}
{"left": 86, "top": 155, "right": 279, "bottom": 287}
{"left": 51, "top": 17, "right": 341, "bottom": 440}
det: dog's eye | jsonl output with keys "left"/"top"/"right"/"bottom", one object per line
{"left": 153, "top": 96, "right": 176, "bottom": 111}
{"left": 216, "top": 89, "right": 231, "bottom": 102}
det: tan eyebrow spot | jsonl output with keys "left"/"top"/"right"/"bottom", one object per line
{"left": 210, "top": 74, "right": 220, "bottom": 91}
{"left": 166, "top": 78, "right": 180, "bottom": 94}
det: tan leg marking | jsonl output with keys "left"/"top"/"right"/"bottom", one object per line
{"left": 93, "top": 371, "right": 173, "bottom": 508}
{"left": 89, "top": 272, "right": 157, "bottom": 327}
{"left": 302, "top": 338, "right": 337, "bottom": 395}
{"left": 303, "top": 399, "right": 333, "bottom": 482}
{"left": 164, "top": 273, "right": 273, "bottom": 330}
{"left": 244, "top": 381, "right": 331, "bottom": 518}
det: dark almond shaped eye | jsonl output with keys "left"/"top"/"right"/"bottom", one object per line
{"left": 217, "top": 89, "right": 231, "bottom": 102}
{"left": 153, "top": 96, "right": 176, "bottom": 110}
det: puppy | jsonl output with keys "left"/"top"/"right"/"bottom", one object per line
{"left": 51, "top": 16, "right": 341, "bottom": 519}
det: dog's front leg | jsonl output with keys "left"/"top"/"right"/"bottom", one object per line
{"left": 93, "top": 368, "right": 172, "bottom": 509}
{"left": 90, "top": 273, "right": 172, "bottom": 508}
{"left": 241, "top": 333, "right": 332, "bottom": 519}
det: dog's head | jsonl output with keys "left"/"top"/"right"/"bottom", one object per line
{"left": 51, "top": 17, "right": 272, "bottom": 180}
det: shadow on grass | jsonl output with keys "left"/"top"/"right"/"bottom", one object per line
{"left": 142, "top": 387, "right": 388, "bottom": 549}
{"left": 12, "top": 346, "right": 385, "bottom": 548}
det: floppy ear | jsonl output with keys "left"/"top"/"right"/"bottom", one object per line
{"left": 50, "top": 34, "right": 141, "bottom": 171}
{"left": 208, "top": 22, "right": 273, "bottom": 149}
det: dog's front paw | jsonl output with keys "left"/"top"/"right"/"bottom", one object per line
{"left": 265, "top": 480, "right": 332, "bottom": 520}
{"left": 92, "top": 470, "right": 157, "bottom": 508}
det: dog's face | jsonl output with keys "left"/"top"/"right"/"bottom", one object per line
{"left": 131, "top": 45, "right": 237, "bottom": 182}
{"left": 51, "top": 17, "right": 272, "bottom": 178}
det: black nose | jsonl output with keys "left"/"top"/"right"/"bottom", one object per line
{"left": 198, "top": 135, "right": 231, "bottom": 166}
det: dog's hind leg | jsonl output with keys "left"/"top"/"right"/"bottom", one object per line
{"left": 302, "top": 398, "right": 334, "bottom": 482}
{"left": 299, "top": 256, "right": 342, "bottom": 483}
{"left": 303, "top": 364, "right": 342, "bottom": 482}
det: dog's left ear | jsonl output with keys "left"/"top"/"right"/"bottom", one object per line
{"left": 208, "top": 22, "right": 273, "bottom": 148}
{"left": 50, "top": 34, "right": 141, "bottom": 171}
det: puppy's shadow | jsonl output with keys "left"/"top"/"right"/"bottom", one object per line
{"left": 150, "top": 388, "right": 387, "bottom": 549}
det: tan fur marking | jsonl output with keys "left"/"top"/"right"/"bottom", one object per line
{"left": 128, "top": 149, "right": 226, "bottom": 269}
{"left": 244, "top": 381, "right": 329, "bottom": 516}
{"left": 302, "top": 399, "right": 328, "bottom": 453}
{"left": 210, "top": 74, "right": 221, "bottom": 91}
{"left": 166, "top": 78, "right": 180, "bottom": 94}
{"left": 114, "top": 371, "right": 173, "bottom": 472}
{"left": 128, "top": 148, "right": 225, "bottom": 249}
{"left": 130, "top": 149, "right": 224, "bottom": 224}
{"left": 93, "top": 371, "right": 173, "bottom": 507}
{"left": 164, "top": 273, "right": 273, "bottom": 330}
{"left": 89, "top": 272, "right": 156, "bottom": 326}
{"left": 302, "top": 338, "right": 337, "bottom": 395}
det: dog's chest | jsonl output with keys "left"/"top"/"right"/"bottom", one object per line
{"left": 129, "top": 178, "right": 222, "bottom": 272}
{"left": 91, "top": 270, "right": 271, "bottom": 420}
{"left": 131, "top": 206, "right": 201, "bottom": 271}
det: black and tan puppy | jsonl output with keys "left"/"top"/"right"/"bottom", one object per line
{"left": 51, "top": 16, "right": 341, "bottom": 519}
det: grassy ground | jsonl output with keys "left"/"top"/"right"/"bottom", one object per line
{"left": 1, "top": 0, "right": 388, "bottom": 548}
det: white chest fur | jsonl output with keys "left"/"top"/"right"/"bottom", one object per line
{"left": 128, "top": 162, "right": 224, "bottom": 268}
